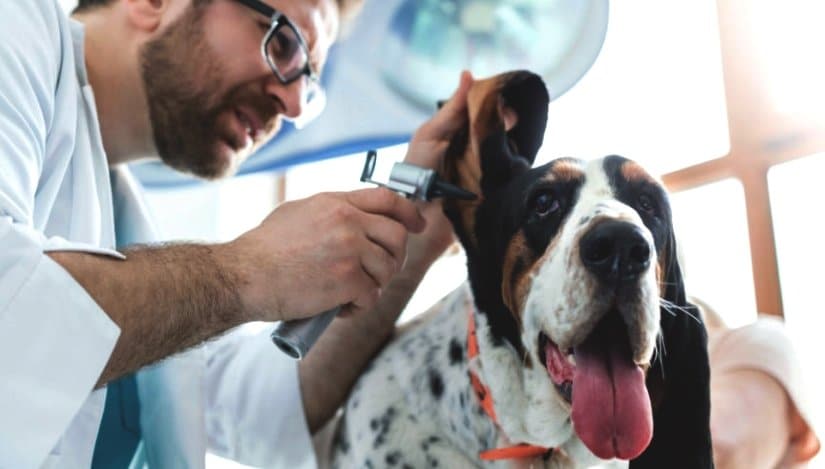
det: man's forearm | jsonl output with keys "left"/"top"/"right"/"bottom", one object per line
{"left": 297, "top": 257, "right": 432, "bottom": 433}
{"left": 50, "top": 243, "right": 245, "bottom": 387}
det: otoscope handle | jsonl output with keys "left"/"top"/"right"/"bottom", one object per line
{"left": 271, "top": 306, "right": 341, "bottom": 360}
{"left": 272, "top": 150, "right": 478, "bottom": 360}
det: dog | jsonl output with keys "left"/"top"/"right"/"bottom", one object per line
{"left": 325, "top": 71, "right": 714, "bottom": 468}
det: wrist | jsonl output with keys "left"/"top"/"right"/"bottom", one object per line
{"left": 402, "top": 242, "right": 440, "bottom": 277}
{"left": 215, "top": 239, "right": 275, "bottom": 323}
{"left": 407, "top": 231, "right": 456, "bottom": 272}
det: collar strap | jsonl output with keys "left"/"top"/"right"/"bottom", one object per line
{"left": 467, "top": 309, "right": 553, "bottom": 461}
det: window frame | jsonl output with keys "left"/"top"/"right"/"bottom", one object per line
{"left": 663, "top": 0, "right": 825, "bottom": 317}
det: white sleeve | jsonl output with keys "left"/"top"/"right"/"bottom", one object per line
{"left": 0, "top": 2, "right": 122, "bottom": 467}
{"left": 204, "top": 325, "right": 317, "bottom": 468}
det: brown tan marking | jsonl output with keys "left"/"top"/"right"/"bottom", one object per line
{"left": 504, "top": 220, "right": 569, "bottom": 322}
{"left": 441, "top": 73, "right": 523, "bottom": 252}
{"left": 550, "top": 159, "right": 585, "bottom": 182}
{"left": 657, "top": 252, "right": 667, "bottom": 296}
{"left": 522, "top": 352, "right": 533, "bottom": 370}
{"left": 620, "top": 160, "right": 657, "bottom": 184}
{"left": 501, "top": 231, "right": 533, "bottom": 320}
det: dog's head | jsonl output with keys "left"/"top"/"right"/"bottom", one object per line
{"left": 441, "top": 71, "right": 712, "bottom": 466}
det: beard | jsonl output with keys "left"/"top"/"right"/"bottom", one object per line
{"left": 139, "top": 4, "right": 281, "bottom": 179}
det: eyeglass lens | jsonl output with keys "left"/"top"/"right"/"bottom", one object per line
{"left": 266, "top": 22, "right": 309, "bottom": 83}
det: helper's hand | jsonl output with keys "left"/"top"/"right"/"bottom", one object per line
{"left": 227, "top": 188, "right": 425, "bottom": 322}
{"left": 404, "top": 70, "right": 473, "bottom": 265}
{"left": 711, "top": 368, "right": 819, "bottom": 469}
{"left": 711, "top": 369, "right": 791, "bottom": 468}
{"left": 405, "top": 70, "right": 473, "bottom": 170}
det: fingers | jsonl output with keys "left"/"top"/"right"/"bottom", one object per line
{"left": 344, "top": 188, "right": 425, "bottom": 233}
{"left": 422, "top": 70, "right": 474, "bottom": 139}
{"left": 360, "top": 233, "right": 401, "bottom": 289}
{"left": 361, "top": 211, "right": 408, "bottom": 270}
{"left": 405, "top": 71, "right": 474, "bottom": 169}
{"left": 339, "top": 274, "right": 381, "bottom": 318}
{"left": 340, "top": 284, "right": 380, "bottom": 318}
{"left": 329, "top": 189, "right": 421, "bottom": 316}
{"left": 351, "top": 205, "right": 409, "bottom": 297}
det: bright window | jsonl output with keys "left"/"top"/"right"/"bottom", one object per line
{"left": 752, "top": 1, "right": 825, "bottom": 120}
{"left": 537, "top": 0, "right": 729, "bottom": 176}
{"left": 670, "top": 180, "right": 757, "bottom": 327}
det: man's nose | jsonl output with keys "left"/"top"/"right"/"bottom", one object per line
{"left": 264, "top": 75, "right": 305, "bottom": 120}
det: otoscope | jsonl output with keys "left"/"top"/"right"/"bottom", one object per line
{"left": 270, "top": 150, "right": 476, "bottom": 359}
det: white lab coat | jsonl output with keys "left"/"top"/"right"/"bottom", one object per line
{"left": 0, "top": 1, "right": 315, "bottom": 467}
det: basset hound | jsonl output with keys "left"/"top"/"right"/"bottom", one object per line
{"left": 325, "top": 71, "right": 714, "bottom": 468}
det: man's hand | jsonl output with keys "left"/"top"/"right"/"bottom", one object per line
{"left": 227, "top": 187, "right": 425, "bottom": 322}
{"left": 711, "top": 369, "right": 791, "bottom": 468}
{"left": 405, "top": 70, "right": 473, "bottom": 170}
{"left": 404, "top": 70, "right": 474, "bottom": 264}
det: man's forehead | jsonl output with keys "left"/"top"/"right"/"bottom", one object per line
{"left": 267, "top": 0, "right": 339, "bottom": 68}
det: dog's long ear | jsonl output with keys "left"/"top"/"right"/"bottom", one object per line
{"left": 440, "top": 71, "right": 549, "bottom": 252}
{"left": 630, "top": 232, "right": 715, "bottom": 468}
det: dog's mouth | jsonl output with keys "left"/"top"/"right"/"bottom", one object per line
{"left": 538, "top": 312, "right": 653, "bottom": 461}
{"left": 539, "top": 332, "right": 574, "bottom": 402}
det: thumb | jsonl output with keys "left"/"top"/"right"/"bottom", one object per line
{"left": 428, "top": 70, "right": 474, "bottom": 138}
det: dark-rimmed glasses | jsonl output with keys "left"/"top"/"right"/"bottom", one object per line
{"left": 233, "top": 0, "right": 326, "bottom": 126}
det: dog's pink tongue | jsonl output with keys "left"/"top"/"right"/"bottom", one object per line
{"left": 571, "top": 334, "right": 652, "bottom": 460}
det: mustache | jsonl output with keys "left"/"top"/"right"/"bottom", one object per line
{"left": 218, "top": 88, "right": 283, "bottom": 137}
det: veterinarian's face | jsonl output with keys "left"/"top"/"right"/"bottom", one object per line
{"left": 141, "top": 0, "right": 338, "bottom": 178}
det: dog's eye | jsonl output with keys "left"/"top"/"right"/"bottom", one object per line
{"left": 531, "top": 192, "right": 560, "bottom": 217}
{"left": 638, "top": 193, "right": 657, "bottom": 215}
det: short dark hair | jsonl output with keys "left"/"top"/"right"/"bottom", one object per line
{"left": 73, "top": 0, "right": 113, "bottom": 13}
{"left": 74, "top": 0, "right": 364, "bottom": 31}
{"left": 74, "top": 0, "right": 210, "bottom": 12}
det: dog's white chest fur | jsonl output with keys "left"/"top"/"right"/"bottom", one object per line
{"left": 325, "top": 285, "right": 627, "bottom": 469}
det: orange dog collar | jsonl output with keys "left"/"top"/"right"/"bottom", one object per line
{"left": 467, "top": 309, "right": 553, "bottom": 461}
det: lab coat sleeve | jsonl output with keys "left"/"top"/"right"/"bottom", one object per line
{"left": 710, "top": 317, "right": 821, "bottom": 458}
{"left": 0, "top": 2, "right": 122, "bottom": 467}
{"left": 204, "top": 326, "right": 317, "bottom": 468}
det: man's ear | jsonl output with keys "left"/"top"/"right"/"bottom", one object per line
{"left": 631, "top": 233, "right": 715, "bottom": 469}
{"left": 124, "top": 0, "right": 176, "bottom": 33}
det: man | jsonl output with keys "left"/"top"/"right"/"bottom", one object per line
{"left": 0, "top": 0, "right": 472, "bottom": 467}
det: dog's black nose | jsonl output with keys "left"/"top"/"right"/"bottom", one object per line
{"left": 579, "top": 221, "right": 651, "bottom": 283}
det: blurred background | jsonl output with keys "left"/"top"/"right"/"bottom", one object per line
{"left": 59, "top": 0, "right": 825, "bottom": 466}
